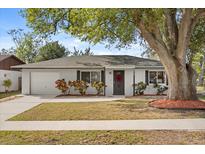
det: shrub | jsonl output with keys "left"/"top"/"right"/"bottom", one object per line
{"left": 72, "top": 80, "right": 89, "bottom": 95}
{"left": 2, "top": 79, "right": 12, "bottom": 93}
{"left": 134, "top": 81, "right": 147, "bottom": 95}
{"left": 91, "top": 81, "right": 106, "bottom": 95}
{"left": 153, "top": 83, "right": 168, "bottom": 95}
{"left": 67, "top": 80, "right": 74, "bottom": 90}
{"left": 55, "top": 79, "right": 68, "bottom": 94}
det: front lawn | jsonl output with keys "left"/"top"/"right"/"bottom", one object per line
{"left": 0, "top": 91, "right": 21, "bottom": 99}
{"left": 0, "top": 130, "right": 204, "bottom": 145}
{"left": 9, "top": 99, "right": 205, "bottom": 121}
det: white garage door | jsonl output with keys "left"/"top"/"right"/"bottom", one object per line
{"left": 31, "top": 72, "right": 60, "bottom": 95}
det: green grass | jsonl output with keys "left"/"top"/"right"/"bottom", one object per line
{"left": 198, "top": 95, "right": 205, "bottom": 100}
{"left": 0, "top": 91, "right": 20, "bottom": 99}
{"left": 9, "top": 99, "right": 205, "bottom": 121}
{"left": 0, "top": 130, "right": 204, "bottom": 145}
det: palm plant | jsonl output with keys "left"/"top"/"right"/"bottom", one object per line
{"left": 2, "top": 79, "right": 12, "bottom": 93}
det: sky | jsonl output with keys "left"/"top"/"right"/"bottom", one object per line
{"left": 0, "top": 8, "right": 144, "bottom": 56}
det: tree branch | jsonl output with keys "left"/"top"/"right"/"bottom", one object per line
{"left": 138, "top": 22, "right": 172, "bottom": 63}
{"left": 176, "top": 9, "right": 193, "bottom": 62}
{"left": 163, "top": 9, "right": 178, "bottom": 54}
{"left": 177, "top": 9, "right": 205, "bottom": 63}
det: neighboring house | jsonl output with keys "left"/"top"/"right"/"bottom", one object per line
{"left": 0, "top": 55, "right": 25, "bottom": 92}
{"left": 12, "top": 55, "right": 167, "bottom": 96}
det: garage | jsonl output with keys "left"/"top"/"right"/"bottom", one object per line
{"left": 31, "top": 72, "right": 60, "bottom": 95}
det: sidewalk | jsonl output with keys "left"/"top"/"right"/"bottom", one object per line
{"left": 1, "top": 119, "right": 205, "bottom": 131}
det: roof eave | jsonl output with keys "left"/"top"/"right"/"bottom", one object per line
{"left": 135, "top": 66, "right": 164, "bottom": 69}
{"left": 12, "top": 65, "right": 164, "bottom": 69}
{"left": 11, "top": 66, "right": 104, "bottom": 69}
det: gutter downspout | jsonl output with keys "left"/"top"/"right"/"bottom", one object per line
{"left": 133, "top": 69, "right": 135, "bottom": 96}
{"left": 104, "top": 67, "right": 106, "bottom": 96}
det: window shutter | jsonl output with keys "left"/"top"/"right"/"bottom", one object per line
{"left": 101, "top": 70, "right": 105, "bottom": 83}
{"left": 145, "top": 70, "right": 149, "bottom": 85}
{"left": 77, "top": 70, "right": 80, "bottom": 80}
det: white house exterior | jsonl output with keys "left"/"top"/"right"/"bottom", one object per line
{"left": 0, "top": 55, "right": 25, "bottom": 92}
{"left": 0, "top": 70, "right": 22, "bottom": 92}
{"left": 12, "top": 55, "right": 167, "bottom": 96}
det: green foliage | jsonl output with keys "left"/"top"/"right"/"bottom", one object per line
{"left": 2, "top": 79, "right": 12, "bottom": 93}
{"left": 22, "top": 9, "right": 141, "bottom": 48}
{"left": 7, "top": 29, "right": 42, "bottom": 63}
{"left": 22, "top": 8, "right": 205, "bottom": 56}
{"left": 189, "top": 19, "right": 205, "bottom": 54}
{"left": 15, "top": 34, "right": 40, "bottom": 63}
{"left": 55, "top": 79, "right": 68, "bottom": 94}
{"left": 191, "top": 20, "right": 205, "bottom": 80}
{"left": 134, "top": 82, "right": 147, "bottom": 95}
{"left": 36, "top": 41, "right": 68, "bottom": 62}
{"left": 192, "top": 52, "right": 204, "bottom": 75}
{"left": 91, "top": 81, "right": 106, "bottom": 95}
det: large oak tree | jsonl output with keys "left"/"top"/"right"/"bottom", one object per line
{"left": 22, "top": 8, "right": 205, "bottom": 100}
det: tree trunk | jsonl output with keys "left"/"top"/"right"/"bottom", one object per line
{"left": 165, "top": 60, "right": 198, "bottom": 100}
{"left": 198, "top": 54, "right": 205, "bottom": 86}
{"left": 136, "top": 9, "right": 198, "bottom": 100}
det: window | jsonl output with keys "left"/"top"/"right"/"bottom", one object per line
{"left": 157, "top": 71, "right": 165, "bottom": 83}
{"left": 91, "top": 72, "right": 100, "bottom": 82}
{"left": 81, "top": 72, "right": 90, "bottom": 83}
{"left": 149, "top": 71, "right": 157, "bottom": 84}
{"left": 81, "top": 71, "right": 101, "bottom": 83}
{"left": 149, "top": 71, "right": 165, "bottom": 84}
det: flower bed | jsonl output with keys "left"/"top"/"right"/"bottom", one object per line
{"left": 149, "top": 99, "right": 205, "bottom": 109}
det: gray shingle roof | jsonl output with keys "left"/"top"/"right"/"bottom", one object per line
{"left": 12, "top": 55, "right": 163, "bottom": 69}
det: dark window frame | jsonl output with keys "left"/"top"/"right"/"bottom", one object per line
{"left": 81, "top": 72, "right": 91, "bottom": 83}
{"left": 149, "top": 71, "right": 166, "bottom": 84}
{"left": 80, "top": 71, "right": 101, "bottom": 84}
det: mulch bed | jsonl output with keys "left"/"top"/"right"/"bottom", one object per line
{"left": 56, "top": 94, "right": 104, "bottom": 97}
{"left": 149, "top": 99, "right": 205, "bottom": 109}
{"left": 137, "top": 94, "right": 167, "bottom": 96}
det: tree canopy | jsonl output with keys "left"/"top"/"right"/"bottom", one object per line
{"left": 7, "top": 29, "right": 42, "bottom": 63}
{"left": 22, "top": 8, "right": 205, "bottom": 100}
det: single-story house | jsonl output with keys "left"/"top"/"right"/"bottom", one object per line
{"left": 0, "top": 55, "right": 25, "bottom": 92}
{"left": 12, "top": 55, "right": 167, "bottom": 96}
